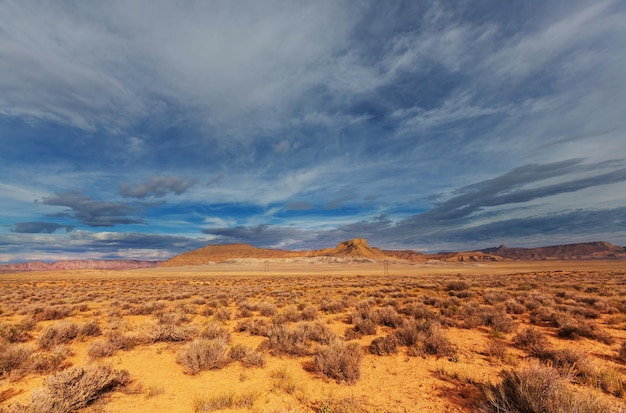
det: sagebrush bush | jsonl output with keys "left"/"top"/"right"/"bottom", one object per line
{"left": 557, "top": 320, "right": 614, "bottom": 344}
{"left": 25, "top": 347, "right": 70, "bottom": 374}
{"left": 0, "top": 342, "right": 34, "bottom": 377}
{"left": 193, "top": 391, "right": 258, "bottom": 412}
{"left": 24, "top": 365, "right": 130, "bottom": 413}
{"left": 301, "top": 305, "right": 319, "bottom": 321}
{"left": 38, "top": 323, "right": 79, "bottom": 349}
{"left": 235, "top": 318, "right": 270, "bottom": 336}
{"left": 480, "top": 362, "right": 611, "bottom": 413}
{"left": 214, "top": 307, "right": 232, "bottom": 322}
{"left": 370, "top": 306, "right": 403, "bottom": 328}
{"left": 33, "top": 305, "right": 72, "bottom": 322}
{"left": 200, "top": 322, "right": 231, "bottom": 342}
{"left": 369, "top": 335, "right": 398, "bottom": 356}
{"left": 258, "top": 302, "right": 278, "bottom": 317}
{"left": 313, "top": 340, "right": 363, "bottom": 384}
{"left": 87, "top": 339, "right": 116, "bottom": 359}
{"left": 619, "top": 341, "right": 626, "bottom": 361}
{"left": 513, "top": 327, "right": 550, "bottom": 353}
{"left": 143, "top": 321, "right": 198, "bottom": 343}
{"left": 0, "top": 319, "right": 35, "bottom": 343}
{"left": 177, "top": 338, "right": 230, "bottom": 375}
{"left": 263, "top": 321, "right": 336, "bottom": 356}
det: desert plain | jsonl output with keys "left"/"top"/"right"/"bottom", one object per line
{"left": 2, "top": 259, "right": 626, "bottom": 412}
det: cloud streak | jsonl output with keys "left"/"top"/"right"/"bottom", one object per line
{"left": 11, "top": 222, "right": 75, "bottom": 234}
{"left": 39, "top": 191, "right": 143, "bottom": 227}
{"left": 1, "top": 2, "right": 626, "bottom": 261}
{"left": 120, "top": 176, "right": 197, "bottom": 198}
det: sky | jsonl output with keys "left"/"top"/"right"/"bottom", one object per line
{"left": 1, "top": 1, "right": 626, "bottom": 263}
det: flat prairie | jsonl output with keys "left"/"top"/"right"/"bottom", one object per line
{"left": 1, "top": 260, "right": 626, "bottom": 412}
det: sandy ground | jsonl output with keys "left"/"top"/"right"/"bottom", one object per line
{"left": 1, "top": 260, "right": 625, "bottom": 412}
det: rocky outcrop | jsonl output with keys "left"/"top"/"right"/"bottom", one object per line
{"left": 311, "top": 238, "right": 388, "bottom": 261}
{"left": 161, "top": 243, "right": 304, "bottom": 267}
{"left": 481, "top": 241, "right": 626, "bottom": 260}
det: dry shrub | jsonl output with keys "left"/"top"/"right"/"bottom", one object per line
{"left": 576, "top": 362, "right": 626, "bottom": 398}
{"left": 24, "top": 365, "right": 130, "bottom": 413}
{"left": 129, "top": 301, "right": 165, "bottom": 315}
{"left": 395, "top": 319, "right": 456, "bottom": 358}
{"left": 38, "top": 323, "right": 79, "bottom": 349}
{"left": 311, "top": 396, "right": 367, "bottom": 413}
{"left": 258, "top": 302, "right": 278, "bottom": 317}
{"left": 618, "top": 341, "right": 626, "bottom": 361}
{"left": 235, "top": 318, "right": 269, "bottom": 336}
{"left": 400, "top": 303, "right": 440, "bottom": 321}
{"left": 228, "top": 343, "right": 248, "bottom": 361}
{"left": 200, "top": 322, "right": 231, "bottom": 342}
{"left": 143, "top": 321, "right": 197, "bottom": 343}
{"left": 106, "top": 331, "right": 138, "bottom": 351}
{"left": 505, "top": 299, "right": 526, "bottom": 315}
{"left": 301, "top": 305, "right": 319, "bottom": 321}
{"left": 79, "top": 321, "right": 101, "bottom": 337}
{"left": 320, "top": 298, "right": 346, "bottom": 314}
{"left": 277, "top": 305, "right": 301, "bottom": 322}
{"left": 0, "top": 342, "right": 34, "bottom": 377}
{"left": 368, "top": 335, "right": 398, "bottom": 356}
{"left": 0, "top": 319, "right": 35, "bottom": 343}
{"left": 481, "top": 308, "right": 517, "bottom": 334}
{"left": 420, "top": 325, "right": 457, "bottom": 358}
{"left": 270, "top": 367, "right": 300, "bottom": 394}
{"left": 25, "top": 347, "right": 71, "bottom": 374}
{"left": 193, "top": 391, "right": 258, "bottom": 412}
{"left": 155, "top": 311, "right": 189, "bottom": 325}
{"left": 37, "top": 321, "right": 100, "bottom": 350}
{"left": 446, "top": 281, "right": 470, "bottom": 291}
{"left": 87, "top": 339, "right": 116, "bottom": 359}
{"left": 241, "top": 350, "right": 265, "bottom": 368}
{"left": 513, "top": 327, "right": 549, "bottom": 353}
{"left": 263, "top": 321, "right": 336, "bottom": 357}
{"left": 214, "top": 307, "right": 232, "bottom": 322}
{"left": 480, "top": 363, "right": 611, "bottom": 413}
{"left": 557, "top": 320, "right": 614, "bottom": 344}
{"left": 34, "top": 305, "right": 72, "bottom": 322}
{"left": 176, "top": 338, "right": 230, "bottom": 375}
{"left": 353, "top": 318, "right": 377, "bottom": 336}
{"left": 370, "top": 306, "right": 403, "bottom": 328}
{"left": 313, "top": 340, "right": 363, "bottom": 384}
{"left": 484, "top": 340, "right": 508, "bottom": 362}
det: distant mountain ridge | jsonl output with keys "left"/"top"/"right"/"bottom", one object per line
{"left": 480, "top": 241, "right": 626, "bottom": 260}
{"left": 2, "top": 240, "right": 624, "bottom": 273}
{"left": 0, "top": 260, "right": 159, "bottom": 273}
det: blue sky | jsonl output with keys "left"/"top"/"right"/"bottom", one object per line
{"left": 1, "top": 1, "right": 626, "bottom": 262}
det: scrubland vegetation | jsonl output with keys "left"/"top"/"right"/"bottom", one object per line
{"left": 1, "top": 265, "right": 626, "bottom": 412}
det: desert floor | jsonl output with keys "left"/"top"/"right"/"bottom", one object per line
{"left": 2, "top": 260, "right": 626, "bottom": 412}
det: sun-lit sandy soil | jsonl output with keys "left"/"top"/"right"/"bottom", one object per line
{"left": 2, "top": 261, "right": 626, "bottom": 412}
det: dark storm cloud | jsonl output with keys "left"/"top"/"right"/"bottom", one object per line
{"left": 39, "top": 190, "right": 143, "bottom": 227}
{"left": 11, "top": 222, "right": 75, "bottom": 234}
{"left": 120, "top": 176, "right": 197, "bottom": 198}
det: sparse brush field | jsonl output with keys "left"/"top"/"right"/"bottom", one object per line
{"left": 1, "top": 261, "right": 626, "bottom": 412}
